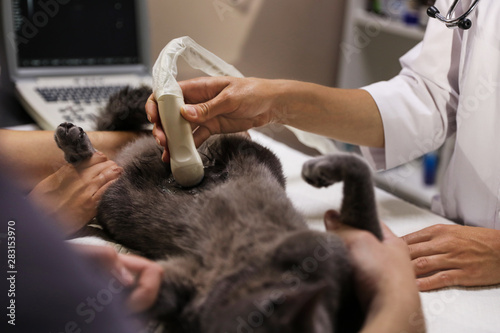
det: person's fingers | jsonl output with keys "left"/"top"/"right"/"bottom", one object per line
{"left": 119, "top": 254, "right": 164, "bottom": 313}
{"left": 180, "top": 77, "right": 237, "bottom": 124}
{"left": 147, "top": 95, "right": 178, "bottom": 154}
{"left": 192, "top": 125, "right": 214, "bottom": 148}
{"left": 55, "top": 152, "right": 109, "bottom": 180}
{"left": 75, "top": 163, "right": 122, "bottom": 213}
{"left": 77, "top": 151, "right": 109, "bottom": 169}
{"left": 161, "top": 149, "right": 170, "bottom": 163}
{"left": 403, "top": 231, "right": 433, "bottom": 245}
{"left": 92, "top": 178, "right": 119, "bottom": 202}
{"left": 238, "top": 131, "right": 251, "bottom": 139}
{"left": 152, "top": 115, "right": 198, "bottom": 154}
{"left": 412, "top": 253, "right": 458, "bottom": 276}
{"left": 380, "top": 222, "right": 397, "bottom": 241}
{"left": 81, "top": 160, "right": 120, "bottom": 183}
{"left": 73, "top": 245, "right": 135, "bottom": 287}
{"left": 402, "top": 224, "right": 449, "bottom": 245}
{"left": 324, "top": 210, "right": 391, "bottom": 245}
{"left": 84, "top": 164, "right": 122, "bottom": 203}
{"left": 152, "top": 122, "right": 167, "bottom": 148}
{"left": 75, "top": 152, "right": 116, "bottom": 184}
{"left": 73, "top": 244, "right": 118, "bottom": 267}
{"left": 323, "top": 209, "right": 342, "bottom": 231}
{"left": 324, "top": 210, "right": 378, "bottom": 250}
{"left": 94, "top": 164, "right": 123, "bottom": 187}
{"left": 74, "top": 245, "right": 134, "bottom": 286}
{"left": 407, "top": 240, "right": 447, "bottom": 260}
{"left": 324, "top": 209, "right": 375, "bottom": 241}
{"left": 179, "top": 76, "right": 230, "bottom": 104}
{"left": 416, "top": 269, "right": 461, "bottom": 291}
{"left": 181, "top": 91, "right": 238, "bottom": 124}
{"left": 51, "top": 163, "right": 79, "bottom": 185}
{"left": 145, "top": 93, "right": 159, "bottom": 124}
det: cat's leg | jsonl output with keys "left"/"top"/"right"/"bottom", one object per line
{"left": 54, "top": 122, "right": 96, "bottom": 164}
{"left": 302, "top": 154, "right": 383, "bottom": 240}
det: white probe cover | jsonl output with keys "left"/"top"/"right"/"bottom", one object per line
{"left": 152, "top": 36, "right": 243, "bottom": 187}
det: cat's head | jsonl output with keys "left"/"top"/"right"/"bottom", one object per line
{"left": 151, "top": 230, "right": 362, "bottom": 333}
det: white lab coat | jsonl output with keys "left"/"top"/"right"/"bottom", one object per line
{"left": 361, "top": 0, "right": 500, "bottom": 229}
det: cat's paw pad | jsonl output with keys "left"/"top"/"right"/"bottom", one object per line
{"left": 55, "top": 122, "right": 96, "bottom": 163}
{"left": 302, "top": 154, "right": 371, "bottom": 188}
{"left": 302, "top": 156, "right": 343, "bottom": 188}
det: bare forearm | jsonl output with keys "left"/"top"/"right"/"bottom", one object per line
{"left": 0, "top": 129, "right": 140, "bottom": 191}
{"left": 273, "top": 81, "right": 385, "bottom": 148}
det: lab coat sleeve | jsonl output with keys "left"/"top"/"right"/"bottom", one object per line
{"left": 360, "top": 3, "right": 460, "bottom": 170}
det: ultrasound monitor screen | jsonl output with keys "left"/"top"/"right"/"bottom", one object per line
{"left": 12, "top": 0, "right": 140, "bottom": 67}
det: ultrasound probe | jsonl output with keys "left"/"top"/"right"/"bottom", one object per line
{"left": 152, "top": 37, "right": 243, "bottom": 187}
{"left": 157, "top": 94, "right": 204, "bottom": 187}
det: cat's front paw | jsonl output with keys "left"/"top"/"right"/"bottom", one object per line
{"left": 55, "top": 122, "right": 96, "bottom": 164}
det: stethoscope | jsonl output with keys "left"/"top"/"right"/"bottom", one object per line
{"left": 427, "top": 0, "right": 481, "bottom": 30}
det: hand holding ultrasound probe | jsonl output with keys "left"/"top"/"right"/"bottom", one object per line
{"left": 152, "top": 37, "right": 244, "bottom": 187}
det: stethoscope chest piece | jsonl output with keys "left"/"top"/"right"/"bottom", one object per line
{"left": 427, "top": 0, "right": 480, "bottom": 30}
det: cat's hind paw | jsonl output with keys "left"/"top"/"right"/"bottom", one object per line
{"left": 54, "top": 122, "right": 96, "bottom": 164}
{"left": 302, "top": 155, "right": 345, "bottom": 188}
{"left": 302, "top": 154, "right": 370, "bottom": 188}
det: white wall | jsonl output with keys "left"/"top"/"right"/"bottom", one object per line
{"left": 147, "top": 0, "right": 346, "bottom": 86}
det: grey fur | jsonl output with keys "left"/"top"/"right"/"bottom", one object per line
{"left": 54, "top": 87, "right": 382, "bottom": 333}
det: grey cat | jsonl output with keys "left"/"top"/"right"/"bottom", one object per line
{"left": 54, "top": 86, "right": 382, "bottom": 333}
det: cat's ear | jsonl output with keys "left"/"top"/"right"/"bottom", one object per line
{"left": 206, "top": 282, "right": 333, "bottom": 333}
{"left": 272, "top": 230, "right": 351, "bottom": 281}
{"left": 273, "top": 282, "right": 333, "bottom": 333}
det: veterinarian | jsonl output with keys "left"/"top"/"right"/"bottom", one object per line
{"left": 146, "top": 0, "right": 500, "bottom": 292}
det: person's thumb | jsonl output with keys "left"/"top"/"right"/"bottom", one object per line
{"left": 324, "top": 209, "right": 343, "bottom": 231}
{"left": 181, "top": 103, "right": 212, "bottom": 123}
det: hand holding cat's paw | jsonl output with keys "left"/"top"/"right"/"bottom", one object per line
{"left": 28, "top": 152, "right": 122, "bottom": 234}
{"left": 324, "top": 212, "right": 425, "bottom": 333}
